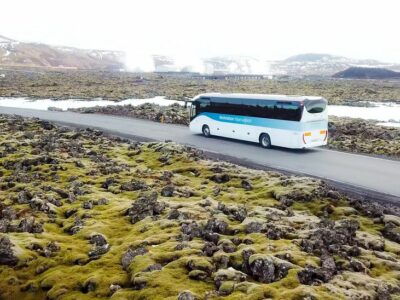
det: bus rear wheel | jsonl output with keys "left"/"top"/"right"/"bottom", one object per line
{"left": 202, "top": 125, "right": 211, "bottom": 137}
{"left": 259, "top": 133, "right": 271, "bottom": 148}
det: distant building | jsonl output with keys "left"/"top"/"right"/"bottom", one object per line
{"left": 154, "top": 71, "right": 201, "bottom": 77}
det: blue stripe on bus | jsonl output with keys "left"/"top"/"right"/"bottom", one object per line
{"left": 198, "top": 112, "right": 326, "bottom": 131}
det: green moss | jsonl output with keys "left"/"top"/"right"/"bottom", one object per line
{"left": 1, "top": 117, "right": 399, "bottom": 300}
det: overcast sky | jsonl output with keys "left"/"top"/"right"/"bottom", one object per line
{"left": 1, "top": 0, "right": 400, "bottom": 64}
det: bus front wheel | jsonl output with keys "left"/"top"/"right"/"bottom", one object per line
{"left": 259, "top": 133, "right": 271, "bottom": 148}
{"left": 202, "top": 125, "right": 211, "bottom": 137}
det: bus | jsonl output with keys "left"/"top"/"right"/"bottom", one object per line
{"left": 189, "top": 93, "right": 328, "bottom": 149}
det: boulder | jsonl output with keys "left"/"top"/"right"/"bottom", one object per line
{"left": 218, "top": 203, "right": 247, "bottom": 222}
{"left": 301, "top": 219, "right": 359, "bottom": 255}
{"left": 1, "top": 207, "right": 17, "bottom": 220}
{"left": 127, "top": 192, "right": 165, "bottom": 224}
{"left": 202, "top": 242, "right": 219, "bottom": 257}
{"left": 209, "top": 174, "right": 230, "bottom": 184}
{"left": 214, "top": 267, "right": 247, "bottom": 289}
{"left": 121, "top": 247, "right": 148, "bottom": 270}
{"left": 204, "top": 218, "right": 229, "bottom": 235}
{"left": 0, "top": 236, "right": 18, "bottom": 266}
{"left": 382, "top": 222, "right": 400, "bottom": 243}
{"left": 181, "top": 221, "right": 202, "bottom": 240}
{"left": 241, "top": 179, "right": 253, "bottom": 191}
{"left": 161, "top": 185, "right": 175, "bottom": 197}
{"left": 246, "top": 255, "right": 292, "bottom": 283}
{"left": 121, "top": 180, "right": 148, "bottom": 191}
{"left": 177, "top": 291, "right": 197, "bottom": 300}
{"left": 143, "top": 263, "right": 162, "bottom": 272}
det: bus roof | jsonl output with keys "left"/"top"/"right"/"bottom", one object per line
{"left": 194, "top": 93, "right": 324, "bottom": 102}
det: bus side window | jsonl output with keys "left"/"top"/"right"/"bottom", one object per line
{"left": 258, "top": 100, "right": 276, "bottom": 119}
{"left": 275, "top": 102, "right": 302, "bottom": 121}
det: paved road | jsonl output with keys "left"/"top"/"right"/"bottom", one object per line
{"left": 1, "top": 107, "right": 400, "bottom": 198}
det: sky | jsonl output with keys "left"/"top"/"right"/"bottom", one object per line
{"left": 1, "top": 0, "right": 400, "bottom": 67}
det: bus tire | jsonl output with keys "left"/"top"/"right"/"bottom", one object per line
{"left": 259, "top": 133, "right": 271, "bottom": 148}
{"left": 202, "top": 125, "right": 211, "bottom": 137}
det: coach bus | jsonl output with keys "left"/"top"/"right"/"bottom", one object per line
{"left": 189, "top": 93, "right": 328, "bottom": 149}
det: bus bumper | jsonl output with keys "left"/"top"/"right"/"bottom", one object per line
{"left": 301, "top": 130, "right": 328, "bottom": 148}
{"left": 302, "top": 140, "right": 327, "bottom": 148}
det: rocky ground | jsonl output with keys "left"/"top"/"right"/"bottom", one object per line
{"left": 1, "top": 69, "right": 400, "bottom": 104}
{"left": 71, "top": 103, "right": 400, "bottom": 158}
{"left": 1, "top": 115, "right": 400, "bottom": 300}
{"left": 70, "top": 103, "right": 189, "bottom": 125}
{"left": 328, "top": 117, "right": 400, "bottom": 158}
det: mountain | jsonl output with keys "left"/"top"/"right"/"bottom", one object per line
{"left": 1, "top": 34, "right": 400, "bottom": 76}
{"left": 0, "top": 35, "right": 125, "bottom": 70}
{"left": 284, "top": 53, "right": 346, "bottom": 63}
{"left": 270, "top": 53, "right": 400, "bottom": 77}
{"left": 333, "top": 67, "right": 400, "bottom": 79}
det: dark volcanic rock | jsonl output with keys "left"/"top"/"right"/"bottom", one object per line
{"left": 301, "top": 219, "right": 359, "bottom": 256}
{"left": 120, "top": 180, "right": 148, "bottom": 191}
{"left": 245, "top": 221, "right": 264, "bottom": 233}
{"left": 0, "top": 220, "right": 10, "bottom": 233}
{"left": 0, "top": 236, "right": 18, "bottom": 266}
{"left": 217, "top": 203, "right": 247, "bottom": 222}
{"left": 202, "top": 242, "right": 219, "bottom": 257}
{"left": 1, "top": 207, "right": 17, "bottom": 220}
{"left": 181, "top": 221, "right": 202, "bottom": 240}
{"left": 143, "top": 263, "right": 163, "bottom": 272}
{"left": 101, "top": 177, "right": 116, "bottom": 190}
{"left": 382, "top": 222, "right": 400, "bottom": 243}
{"left": 167, "top": 209, "right": 189, "bottom": 220}
{"left": 178, "top": 290, "right": 197, "bottom": 300}
{"left": 204, "top": 218, "right": 229, "bottom": 235}
{"left": 90, "top": 233, "right": 108, "bottom": 247}
{"left": 17, "top": 190, "right": 32, "bottom": 204}
{"left": 39, "top": 120, "right": 55, "bottom": 130}
{"left": 298, "top": 264, "right": 335, "bottom": 285}
{"left": 161, "top": 185, "right": 175, "bottom": 197}
{"left": 349, "top": 198, "right": 384, "bottom": 218}
{"left": 209, "top": 174, "right": 230, "bottom": 184}
{"left": 247, "top": 255, "right": 292, "bottom": 283}
{"left": 121, "top": 247, "right": 148, "bottom": 270}
{"left": 127, "top": 192, "right": 165, "bottom": 224}
{"left": 241, "top": 179, "right": 253, "bottom": 191}
{"left": 82, "top": 201, "right": 93, "bottom": 210}
{"left": 16, "top": 217, "right": 43, "bottom": 233}
{"left": 64, "top": 208, "right": 78, "bottom": 218}
{"left": 64, "top": 218, "right": 84, "bottom": 235}
{"left": 298, "top": 254, "right": 337, "bottom": 285}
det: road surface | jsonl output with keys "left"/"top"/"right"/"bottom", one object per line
{"left": 1, "top": 107, "right": 400, "bottom": 199}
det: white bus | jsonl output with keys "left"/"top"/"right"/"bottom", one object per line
{"left": 189, "top": 93, "right": 328, "bottom": 149}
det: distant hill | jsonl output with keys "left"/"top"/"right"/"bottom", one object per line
{"left": 2, "top": 34, "right": 400, "bottom": 76}
{"left": 333, "top": 67, "right": 400, "bottom": 79}
{"left": 284, "top": 53, "right": 381, "bottom": 65}
{"left": 270, "top": 52, "right": 400, "bottom": 77}
{"left": 0, "top": 35, "right": 125, "bottom": 70}
{"left": 284, "top": 53, "right": 346, "bottom": 63}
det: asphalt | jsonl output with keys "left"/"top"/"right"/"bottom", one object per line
{"left": 1, "top": 107, "right": 400, "bottom": 200}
